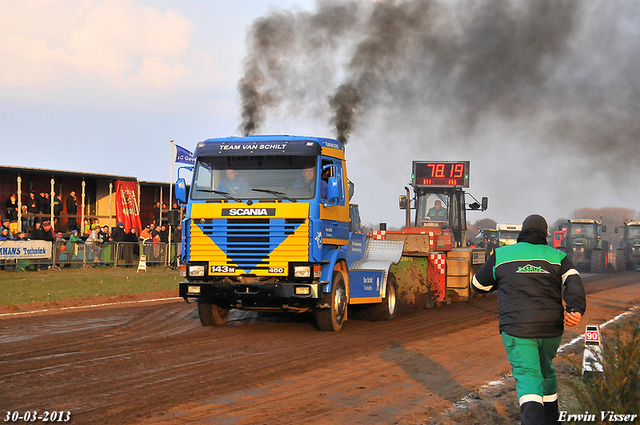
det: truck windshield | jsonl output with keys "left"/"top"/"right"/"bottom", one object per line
{"left": 628, "top": 226, "right": 640, "bottom": 239}
{"left": 570, "top": 224, "right": 595, "bottom": 238}
{"left": 500, "top": 231, "right": 520, "bottom": 240}
{"left": 191, "top": 155, "right": 319, "bottom": 201}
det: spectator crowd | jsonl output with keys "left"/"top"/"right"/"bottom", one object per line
{"left": 2, "top": 190, "right": 183, "bottom": 248}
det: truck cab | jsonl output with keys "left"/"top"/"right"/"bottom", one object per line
{"left": 176, "top": 135, "right": 403, "bottom": 331}
{"left": 497, "top": 224, "right": 522, "bottom": 246}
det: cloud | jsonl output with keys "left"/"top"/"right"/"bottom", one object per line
{"left": 0, "top": 0, "right": 195, "bottom": 92}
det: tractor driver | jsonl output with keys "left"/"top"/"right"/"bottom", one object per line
{"left": 427, "top": 200, "right": 448, "bottom": 221}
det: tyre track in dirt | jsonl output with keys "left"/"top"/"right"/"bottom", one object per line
{"left": 1, "top": 272, "right": 638, "bottom": 424}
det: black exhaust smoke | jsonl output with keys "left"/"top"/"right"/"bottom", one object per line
{"left": 237, "top": 0, "right": 640, "bottom": 174}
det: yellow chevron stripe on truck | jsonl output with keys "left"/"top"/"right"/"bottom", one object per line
{"left": 189, "top": 202, "right": 310, "bottom": 275}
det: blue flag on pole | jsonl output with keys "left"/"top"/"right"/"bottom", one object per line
{"left": 175, "top": 144, "right": 195, "bottom": 164}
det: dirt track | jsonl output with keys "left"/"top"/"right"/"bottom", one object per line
{"left": 1, "top": 272, "right": 639, "bottom": 424}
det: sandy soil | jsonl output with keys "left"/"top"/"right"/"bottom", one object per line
{"left": 1, "top": 272, "right": 638, "bottom": 424}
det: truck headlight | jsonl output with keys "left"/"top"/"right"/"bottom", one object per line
{"left": 294, "top": 265, "right": 311, "bottom": 278}
{"left": 189, "top": 265, "right": 205, "bottom": 277}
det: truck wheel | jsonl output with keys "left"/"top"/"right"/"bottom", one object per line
{"left": 615, "top": 249, "right": 626, "bottom": 272}
{"left": 379, "top": 272, "right": 399, "bottom": 321}
{"left": 590, "top": 249, "right": 605, "bottom": 274}
{"left": 353, "top": 272, "right": 399, "bottom": 322}
{"left": 198, "top": 300, "right": 230, "bottom": 327}
{"left": 315, "top": 271, "right": 347, "bottom": 332}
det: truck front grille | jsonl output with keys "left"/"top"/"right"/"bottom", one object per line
{"left": 192, "top": 217, "right": 307, "bottom": 272}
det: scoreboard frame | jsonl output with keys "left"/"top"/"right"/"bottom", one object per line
{"left": 412, "top": 161, "right": 470, "bottom": 188}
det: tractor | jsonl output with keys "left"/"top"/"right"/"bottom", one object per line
{"left": 614, "top": 220, "right": 640, "bottom": 271}
{"left": 560, "top": 219, "right": 608, "bottom": 273}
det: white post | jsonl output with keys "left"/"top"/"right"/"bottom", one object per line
{"left": 50, "top": 178, "right": 55, "bottom": 228}
{"left": 109, "top": 182, "right": 113, "bottom": 228}
{"left": 167, "top": 140, "right": 174, "bottom": 266}
{"left": 17, "top": 176, "right": 22, "bottom": 233}
{"left": 81, "top": 180, "right": 86, "bottom": 236}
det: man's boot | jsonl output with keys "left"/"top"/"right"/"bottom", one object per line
{"left": 544, "top": 400, "right": 560, "bottom": 425}
{"left": 520, "top": 400, "right": 545, "bottom": 425}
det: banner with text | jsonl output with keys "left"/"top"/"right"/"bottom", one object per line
{"left": 115, "top": 180, "right": 143, "bottom": 234}
{"left": 0, "top": 240, "right": 52, "bottom": 259}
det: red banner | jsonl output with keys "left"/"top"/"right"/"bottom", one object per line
{"left": 115, "top": 180, "right": 142, "bottom": 234}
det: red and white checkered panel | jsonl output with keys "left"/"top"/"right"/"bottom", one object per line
{"left": 370, "top": 230, "right": 386, "bottom": 240}
{"left": 430, "top": 253, "right": 447, "bottom": 274}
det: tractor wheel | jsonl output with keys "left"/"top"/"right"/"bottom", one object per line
{"left": 198, "top": 299, "right": 230, "bottom": 327}
{"left": 615, "top": 249, "right": 626, "bottom": 272}
{"left": 315, "top": 271, "right": 347, "bottom": 332}
{"left": 353, "top": 272, "right": 399, "bottom": 322}
{"left": 590, "top": 250, "right": 605, "bottom": 274}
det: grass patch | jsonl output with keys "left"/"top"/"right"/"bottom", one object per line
{"left": 558, "top": 312, "right": 640, "bottom": 423}
{"left": 0, "top": 267, "right": 180, "bottom": 305}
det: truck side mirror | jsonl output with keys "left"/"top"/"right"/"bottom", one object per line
{"left": 327, "top": 176, "right": 340, "bottom": 202}
{"left": 399, "top": 195, "right": 407, "bottom": 210}
{"left": 175, "top": 178, "right": 187, "bottom": 205}
{"left": 614, "top": 227, "right": 618, "bottom": 234}
{"left": 481, "top": 197, "right": 488, "bottom": 211}
{"left": 601, "top": 225, "right": 607, "bottom": 233}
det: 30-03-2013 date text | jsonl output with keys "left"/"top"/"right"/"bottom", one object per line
{"left": 4, "top": 411, "right": 71, "bottom": 422}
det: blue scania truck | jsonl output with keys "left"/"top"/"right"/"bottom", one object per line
{"left": 176, "top": 135, "right": 403, "bottom": 331}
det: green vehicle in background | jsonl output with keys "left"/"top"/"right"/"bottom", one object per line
{"left": 614, "top": 220, "right": 640, "bottom": 271}
{"left": 560, "top": 219, "right": 608, "bottom": 273}
{"left": 474, "top": 228, "right": 499, "bottom": 248}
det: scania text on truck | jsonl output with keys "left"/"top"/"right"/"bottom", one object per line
{"left": 175, "top": 135, "right": 404, "bottom": 331}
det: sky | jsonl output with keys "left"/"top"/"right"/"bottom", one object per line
{"left": 2, "top": 0, "right": 639, "bottom": 230}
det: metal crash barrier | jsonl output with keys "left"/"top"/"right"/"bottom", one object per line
{"left": 1, "top": 240, "right": 180, "bottom": 270}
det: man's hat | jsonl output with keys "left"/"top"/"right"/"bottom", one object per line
{"left": 118, "top": 222, "right": 124, "bottom": 226}
{"left": 522, "top": 214, "right": 548, "bottom": 234}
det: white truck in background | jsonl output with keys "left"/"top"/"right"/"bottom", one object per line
{"left": 498, "top": 224, "right": 522, "bottom": 246}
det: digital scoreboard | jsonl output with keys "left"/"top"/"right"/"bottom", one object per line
{"left": 412, "top": 161, "right": 469, "bottom": 188}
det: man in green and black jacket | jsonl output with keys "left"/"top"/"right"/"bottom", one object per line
{"left": 472, "top": 214, "right": 586, "bottom": 425}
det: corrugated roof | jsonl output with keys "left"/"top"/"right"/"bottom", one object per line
{"left": 0, "top": 165, "right": 138, "bottom": 181}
